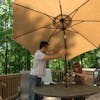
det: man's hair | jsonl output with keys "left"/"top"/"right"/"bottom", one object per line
{"left": 40, "top": 41, "right": 48, "bottom": 49}
{"left": 73, "top": 62, "right": 82, "bottom": 73}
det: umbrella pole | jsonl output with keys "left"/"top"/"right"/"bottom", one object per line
{"left": 63, "top": 30, "right": 68, "bottom": 87}
{"left": 58, "top": 13, "right": 72, "bottom": 87}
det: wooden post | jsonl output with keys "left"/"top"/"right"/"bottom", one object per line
{"left": 0, "top": 80, "right": 2, "bottom": 97}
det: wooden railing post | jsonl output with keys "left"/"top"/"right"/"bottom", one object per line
{"left": 0, "top": 80, "right": 2, "bottom": 97}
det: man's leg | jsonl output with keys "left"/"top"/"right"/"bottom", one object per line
{"left": 34, "top": 77, "right": 42, "bottom": 100}
{"left": 28, "top": 75, "right": 42, "bottom": 100}
{"left": 28, "top": 75, "right": 39, "bottom": 100}
{"left": 28, "top": 75, "right": 34, "bottom": 100}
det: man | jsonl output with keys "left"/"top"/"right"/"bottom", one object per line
{"left": 28, "top": 41, "right": 67, "bottom": 100}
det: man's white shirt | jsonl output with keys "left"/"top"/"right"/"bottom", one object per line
{"left": 30, "top": 50, "right": 46, "bottom": 78}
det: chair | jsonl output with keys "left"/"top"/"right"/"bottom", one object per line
{"left": 19, "top": 71, "right": 30, "bottom": 100}
{"left": 42, "top": 68, "right": 54, "bottom": 85}
{"left": 93, "top": 69, "right": 100, "bottom": 86}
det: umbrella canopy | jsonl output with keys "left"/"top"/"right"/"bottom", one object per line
{"left": 13, "top": 0, "right": 100, "bottom": 60}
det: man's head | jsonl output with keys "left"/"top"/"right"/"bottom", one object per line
{"left": 40, "top": 41, "right": 48, "bottom": 53}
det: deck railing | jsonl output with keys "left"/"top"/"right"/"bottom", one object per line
{"left": 52, "top": 70, "right": 64, "bottom": 83}
{"left": 0, "top": 73, "right": 21, "bottom": 100}
{"left": 52, "top": 69, "right": 94, "bottom": 85}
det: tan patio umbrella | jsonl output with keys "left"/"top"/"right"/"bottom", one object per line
{"left": 13, "top": 0, "right": 100, "bottom": 72}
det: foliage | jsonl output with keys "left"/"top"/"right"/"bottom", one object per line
{"left": 49, "top": 59, "right": 64, "bottom": 70}
{"left": 0, "top": 0, "right": 32, "bottom": 74}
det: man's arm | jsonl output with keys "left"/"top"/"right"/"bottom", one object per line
{"left": 42, "top": 49, "right": 67, "bottom": 61}
{"left": 75, "top": 71, "right": 86, "bottom": 78}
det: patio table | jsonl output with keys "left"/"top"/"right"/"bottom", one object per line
{"left": 33, "top": 84, "right": 100, "bottom": 100}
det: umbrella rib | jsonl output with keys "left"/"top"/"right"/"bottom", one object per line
{"left": 71, "top": 27, "right": 97, "bottom": 48}
{"left": 70, "top": 9, "right": 78, "bottom": 19}
{"left": 13, "top": 24, "right": 56, "bottom": 39}
{"left": 59, "top": 0, "right": 63, "bottom": 16}
{"left": 13, "top": 3, "right": 54, "bottom": 21}
{"left": 70, "top": 19, "right": 100, "bottom": 26}
{"left": 48, "top": 29, "right": 61, "bottom": 42}
{"left": 71, "top": 21, "right": 85, "bottom": 26}
{"left": 72, "top": 20, "right": 100, "bottom": 22}
{"left": 69, "top": 0, "right": 90, "bottom": 17}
